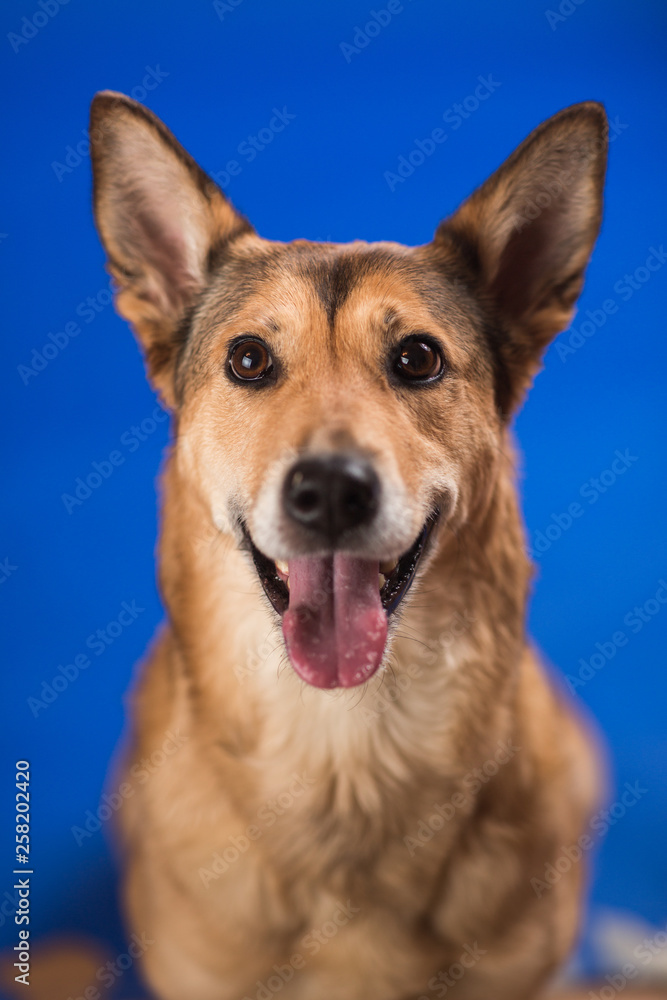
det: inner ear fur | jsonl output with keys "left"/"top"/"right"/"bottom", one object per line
{"left": 434, "top": 101, "right": 607, "bottom": 413}
{"left": 90, "top": 91, "right": 253, "bottom": 406}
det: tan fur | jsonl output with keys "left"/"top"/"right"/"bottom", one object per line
{"left": 90, "top": 92, "right": 608, "bottom": 998}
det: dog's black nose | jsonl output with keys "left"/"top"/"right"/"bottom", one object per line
{"left": 284, "top": 455, "right": 380, "bottom": 540}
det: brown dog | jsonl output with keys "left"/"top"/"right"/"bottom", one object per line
{"left": 90, "top": 93, "right": 607, "bottom": 999}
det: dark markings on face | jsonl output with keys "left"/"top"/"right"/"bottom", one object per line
{"left": 300, "top": 247, "right": 410, "bottom": 331}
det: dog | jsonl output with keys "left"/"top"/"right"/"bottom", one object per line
{"left": 90, "top": 92, "right": 607, "bottom": 1000}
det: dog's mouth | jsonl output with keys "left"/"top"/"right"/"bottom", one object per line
{"left": 242, "top": 513, "right": 438, "bottom": 689}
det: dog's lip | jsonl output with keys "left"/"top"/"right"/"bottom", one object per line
{"left": 242, "top": 527, "right": 291, "bottom": 615}
{"left": 379, "top": 512, "right": 439, "bottom": 613}
{"left": 241, "top": 511, "right": 439, "bottom": 618}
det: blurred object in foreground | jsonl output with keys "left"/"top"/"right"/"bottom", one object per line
{"left": 591, "top": 909, "right": 667, "bottom": 984}
{"left": 554, "top": 992, "right": 667, "bottom": 998}
{"left": 0, "top": 935, "right": 111, "bottom": 999}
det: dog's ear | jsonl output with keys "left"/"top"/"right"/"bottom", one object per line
{"left": 434, "top": 102, "right": 607, "bottom": 413}
{"left": 90, "top": 91, "right": 252, "bottom": 406}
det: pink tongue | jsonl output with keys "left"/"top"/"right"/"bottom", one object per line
{"left": 282, "top": 554, "right": 388, "bottom": 689}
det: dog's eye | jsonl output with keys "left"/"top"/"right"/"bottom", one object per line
{"left": 393, "top": 337, "right": 444, "bottom": 382}
{"left": 228, "top": 339, "right": 274, "bottom": 382}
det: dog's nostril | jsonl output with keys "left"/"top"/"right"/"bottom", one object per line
{"left": 294, "top": 488, "right": 320, "bottom": 513}
{"left": 284, "top": 455, "right": 379, "bottom": 540}
{"left": 343, "top": 485, "right": 370, "bottom": 515}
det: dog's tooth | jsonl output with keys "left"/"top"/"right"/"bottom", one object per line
{"left": 379, "top": 560, "right": 397, "bottom": 575}
{"left": 275, "top": 559, "right": 289, "bottom": 577}
{"left": 379, "top": 573, "right": 386, "bottom": 590}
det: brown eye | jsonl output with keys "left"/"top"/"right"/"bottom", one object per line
{"left": 393, "top": 336, "right": 444, "bottom": 382}
{"left": 228, "top": 339, "right": 274, "bottom": 382}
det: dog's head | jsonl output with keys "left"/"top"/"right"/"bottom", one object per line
{"left": 90, "top": 94, "right": 606, "bottom": 689}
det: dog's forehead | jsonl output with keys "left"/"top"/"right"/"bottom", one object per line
{"left": 276, "top": 239, "right": 429, "bottom": 325}
{"left": 201, "top": 237, "right": 473, "bottom": 332}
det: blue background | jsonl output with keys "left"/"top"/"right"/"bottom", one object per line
{"left": 1, "top": 0, "right": 665, "bottom": 994}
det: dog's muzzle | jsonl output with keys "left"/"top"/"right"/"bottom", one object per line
{"left": 243, "top": 452, "right": 438, "bottom": 690}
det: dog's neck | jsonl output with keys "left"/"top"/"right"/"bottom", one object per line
{"left": 157, "top": 432, "right": 531, "bottom": 772}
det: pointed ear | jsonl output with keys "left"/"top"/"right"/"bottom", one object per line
{"left": 90, "top": 91, "right": 253, "bottom": 406}
{"left": 434, "top": 102, "right": 607, "bottom": 412}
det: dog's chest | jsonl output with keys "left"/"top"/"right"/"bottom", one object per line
{"left": 247, "top": 670, "right": 461, "bottom": 888}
